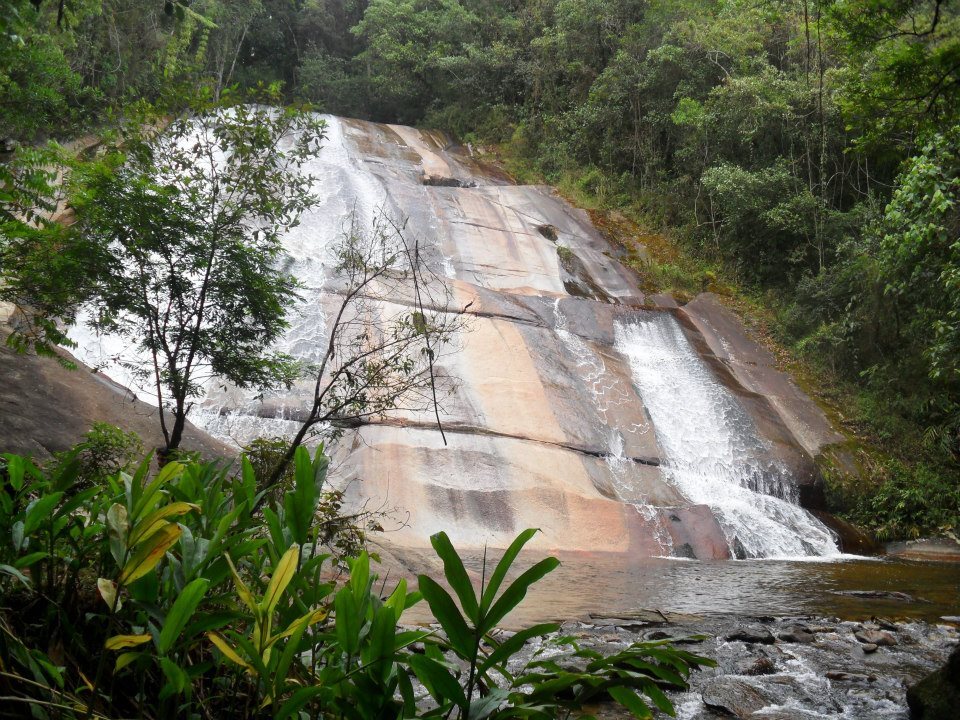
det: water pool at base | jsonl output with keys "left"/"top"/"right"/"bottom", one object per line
{"left": 382, "top": 548, "right": 960, "bottom": 628}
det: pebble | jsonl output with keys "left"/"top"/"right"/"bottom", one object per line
{"left": 826, "top": 670, "right": 876, "bottom": 682}
{"left": 855, "top": 629, "right": 897, "bottom": 646}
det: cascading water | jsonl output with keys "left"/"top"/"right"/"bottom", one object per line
{"left": 614, "top": 311, "right": 839, "bottom": 559}
{"left": 551, "top": 299, "right": 673, "bottom": 552}
{"left": 69, "top": 116, "right": 393, "bottom": 447}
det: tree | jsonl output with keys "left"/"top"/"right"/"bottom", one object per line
{"left": 4, "top": 94, "right": 326, "bottom": 457}
{"left": 266, "top": 209, "right": 468, "bottom": 486}
{"left": 876, "top": 125, "right": 960, "bottom": 455}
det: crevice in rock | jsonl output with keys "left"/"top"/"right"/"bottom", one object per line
{"left": 422, "top": 175, "right": 477, "bottom": 188}
{"left": 330, "top": 415, "right": 661, "bottom": 467}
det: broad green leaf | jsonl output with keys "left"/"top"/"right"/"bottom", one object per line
{"left": 466, "top": 687, "right": 510, "bottom": 719}
{"left": 4, "top": 454, "right": 25, "bottom": 490}
{"left": 361, "top": 605, "right": 398, "bottom": 684}
{"left": 105, "top": 634, "right": 152, "bottom": 650}
{"left": 275, "top": 686, "right": 327, "bottom": 720}
{"left": 272, "top": 616, "right": 308, "bottom": 700}
{"left": 115, "top": 652, "right": 141, "bottom": 673}
{"left": 23, "top": 492, "right": 63, "bottom": 535}
{"left": 608, "top": 686, "right": 653, "bottom": 719}
{"left": 417, "top": 575, "right": 475, "bottom": 659}
{"left": 334, "top": 585, "right": 361, "bottom": 656}
{"left": 429, "top": 531, "right": 479, "bottom": 623}
{"left": 160, "top": 657, "right": 189, "bottom": 696}
{"left": 158, "top": 577, "right": 210, "bottom": 654}
{"left": 479, "top": 622, "right": 559, "bottom": 673}
{"left": 407, "top": 654, "right": 467, "bottom": 708}
{"left": 480, "top": 528, "right": 539, "bottom": 613}
{"left": 261, "top": 545, "right": 299, "bottom": 615}
{"left": 480, "top": 556, "right": 559, "bottom": 634}
{"left": 349, "top": 550, "right": 371, "bottom": 602}
{"left": 118, "top": 523, "right": 181, "bottom": 586}
{"left": 131, "top": 460, "right": 183, "bottom": 521}
{"left": 636, "top": 677, "right": 675, "bottom": 715}
{"left": 13, "top": 551, "right": 48, "bottom": 568}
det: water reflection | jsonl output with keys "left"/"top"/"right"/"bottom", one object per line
{"left": 384, "top": 549, "right": 960, "bottom": 628}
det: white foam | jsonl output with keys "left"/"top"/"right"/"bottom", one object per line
{"left": 614, "top": 313, "right": 839, "bottom": 559}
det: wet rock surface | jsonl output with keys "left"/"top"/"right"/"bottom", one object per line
{"left": 907, "top": 645, "right": 960, "bottom": 720}
{"left": 510, "top": 615, "right": 960, "bottom": 719}
{"left": 48, "top": 114, "right": 855, "bottom": 560}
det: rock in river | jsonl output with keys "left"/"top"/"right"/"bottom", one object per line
{"left": 702, "top": 677, "right": 772, "bottom": 718}
{"left": 907, "top": 646, "right": 960, "bottom": 720}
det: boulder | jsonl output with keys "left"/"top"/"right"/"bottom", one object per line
{"left": 907, "top": 646, "right": 960, "bottom": 720}
{"left": 0, "top": 330, "right": 232, "bottom": 461}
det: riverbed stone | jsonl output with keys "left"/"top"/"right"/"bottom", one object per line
{"left": 827, "top": 670, "right": 876, "bottom": 682}
{"left": 726, "top": 626, "right": 776, "bottom": 644}
{"left": 856, "top": 630, "right": 897, "bottom": 647}
{"left": 778, "top": 626, "right": 816, "bottom": 643}
{"left": 701, "top": 677, "right": 772, "bottom": 718}
{"left": 862, "top": 643, "right": 879, "bottom": 653}
{"left": 740, "top": 655, "right": 777, "bottom": 676}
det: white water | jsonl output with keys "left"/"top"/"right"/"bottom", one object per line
{"left": 68, "top": 116, "right": 392, "bottom": 448}
{"left": 551, "top": 299, "right": 673, "bottom": 552}
{"left": 614, "top": 312, "right": 839, "bottom": 559}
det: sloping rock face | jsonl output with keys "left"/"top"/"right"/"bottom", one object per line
{"left": 57, "top": 115, "right": 845, "bottom": 558}
{"left": 0, "top": 329, "right": 232, "bottom": 461}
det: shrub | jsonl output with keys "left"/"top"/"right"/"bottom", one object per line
{"left": 0, "top": 440, "right": 713, "bottom": 718}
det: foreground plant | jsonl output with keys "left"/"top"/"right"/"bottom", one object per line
{"left": 0, "top": 437, "right": 713, "bottom": 718}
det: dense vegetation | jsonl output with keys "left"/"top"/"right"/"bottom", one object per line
{"left": 0, "top": 426, "right": 712, "bottom": 718}
{"left": 1, "top": 2, "right": 958, "bottom": 526}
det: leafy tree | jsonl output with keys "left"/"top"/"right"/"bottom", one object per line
{"left": 351, "top": 0, "right": 481, "bottom": 122}
{"left": 4, "top": 95, "right": 326, "bottom": 457}
{"left": 876, "top": 125, "right": 960, "bottom": 454}
{"left": 832, "top": 0, "right": 960, "bottom": 148}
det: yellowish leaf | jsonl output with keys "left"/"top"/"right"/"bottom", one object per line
{"left": 207, "top": 632, "right": 251, "bottom": 670}
{"left": 128, "top": 502, "right": 199, "bottom": 547}
{"left": 118, "top": 523, "right": 181, "bottom": 586}
{"left": 96, "top": 578, "right": 121, "bottom": 612}
{"left": 260, "top": 545, "right": 299, "bottom": 615}
{"left": 105, "top": 634, "right": 152, "bottom": 651}
{"left": 224, "top": 553, "right": 258, "bottom": 615}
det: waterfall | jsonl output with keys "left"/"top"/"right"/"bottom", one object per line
{"left": 552, "top": 299, "right": 673, "bottom": 553}
{"left": 614, "top": 312, "right": 839, "bottom": 559}
{"left": 67, "top": 116, "right": 387, "bottom": 448}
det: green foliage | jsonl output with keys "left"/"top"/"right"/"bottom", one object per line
{"left": 879, "top": 125, "right": 960, "bottom": 390}
{"left": 849, "top": 458, "right": 960, "bottom": 540}
{"left": 3, "top": 94, "right": 326, "bottom": 453}
{"left": 0, "top": 440, "right": 712, "bottom": 718}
